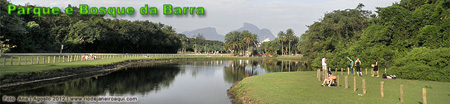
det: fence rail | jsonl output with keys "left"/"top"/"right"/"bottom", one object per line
{"left": 0, "top": 53, "right": 228, "bottom": 66}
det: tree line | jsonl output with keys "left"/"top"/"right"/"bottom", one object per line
{"left": 1, "top": 0, "right": 182, "bottom": 53}
{"left": 297, "top": 1, "right": 450, "bottom": 81}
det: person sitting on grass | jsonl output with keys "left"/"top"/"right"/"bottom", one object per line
{"left": 321, "top": 72, "right": 337, "bottom": 87}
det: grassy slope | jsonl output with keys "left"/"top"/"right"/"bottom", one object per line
{"left": 231, "top": 71, "right": 450, "bottom": 104}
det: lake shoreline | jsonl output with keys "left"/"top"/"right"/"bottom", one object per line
{"left": 0, "top": 60, "right": 174, "bottom": 93}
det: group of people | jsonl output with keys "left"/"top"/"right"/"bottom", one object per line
{"left": 320, "top": 56, "right": 381, "bottom": 86}
{"left": 348, "top": 57, "right": 364, "bottom": 76}
{"left": 347, "top": 58, "right": 379, "bottom": 77}
{"left": 82, "top": 54, "right": 97, "bottom": 60}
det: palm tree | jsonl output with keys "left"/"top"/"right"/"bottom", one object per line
{"left": 277, "top": 31, "right": 286, "bottom": 55}
{"left": 242, "top": 31, "right": 258, "bottom": 56}
{"left": 285, "top": 29, "right": 295, "bottom": 55}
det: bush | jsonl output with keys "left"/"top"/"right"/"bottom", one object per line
{"left": 390, "top": 47, "right": 450, "bottom": 82}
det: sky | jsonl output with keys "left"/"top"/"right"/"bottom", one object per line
{"left": 10, "top": 0, "right": 401, "bottom": 37}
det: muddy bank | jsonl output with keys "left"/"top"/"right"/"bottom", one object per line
{"left": 0, "top": 59, "right": 175, "bottom": 93}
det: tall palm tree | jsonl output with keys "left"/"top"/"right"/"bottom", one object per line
{"left": 285, "top": 29, "right": 295, "bottom": 55}
{"left": 277, "top": 31, "right": 286, "bottom": 55}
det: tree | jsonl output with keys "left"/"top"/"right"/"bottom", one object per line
{"left": 242, "top": 31, "right": 258, "bottom": 54}
{"left": 284, "top": 29, "right": 298, "bottom": 55}
{"left": 225, "top": 31, "right": 257, "bottom": 56}
{"left": 277, "top": 31, "right": 286, "bottom": 55}
{"left": 0, "top": 36, "right": 16, "bottom": 57}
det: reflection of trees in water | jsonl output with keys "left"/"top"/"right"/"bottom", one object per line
{"left": 223, "top": 60, "right": 259, "bottom": 83}
{"left": 11, "top": 64, "right": 181, "bottom": 96}
{"left": 224, "top": 59, "right": 308, "bottom": 83}
{"left": 261, "top": 59, "right": 308, "bottom": 72}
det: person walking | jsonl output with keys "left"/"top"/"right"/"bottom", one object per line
{"left": 355, "top": 58, "right": 362, "bottom": 76}
{"left": 372, "top": 59, "right": 379, "bottom": 77}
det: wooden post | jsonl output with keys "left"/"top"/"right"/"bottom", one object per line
{"left": 362, "top": 79, "right": 366, "bottom": 94}
{"left": 10, "top": 57, "right": 13, "bottom": 66}
{"left": 381, "top": 81, "right": 384, "bottom": 98}
{"left": 354, "top": 76, "right": 357, "bottom": 92}
{"left": 25, "top": 57, "right": 27, "bottom": 65}
{"left": 423, "top": 88, "right": 427, "bottom": 104}
{"left": 58, "top": 56, "right": 61, "bottom": 63}
{"left": 48, "top": 56, "right": 50, "bottom": 64}
{"left": 53, "top": 56, "right": 56, "bottom": 63}
{"left": 43, "top": 57, "right": 45, "bottom": 64}
{"left": 31, "top": 57, "right": 33, "bottom": 64}
{"left": 365, "top": 68, "right": 367, "bottom": 75}
{"left": 335, "top": 68, "right": 337, "bottom": 74}
{"left": 345, "top": 76, "right": 348, "bottom": 88}
{"left": 337, "top": 75, "right": 340, "bottom": 87}
{"left": 62, "top": 56, "right": 65, "bottom": 62}
{"left": 347, "top": 67, "right": 350, "bottom": 75}
{"left": 341, "top": 68, "right": 343, "bottom": 75}
{"left": 371, "top": 68, "right": 374, "bottom": 77}
{"left": 37, "top": 56, "right": 40, "bottom": 64}
{"left": 18, "top": 57, "right": 21, "bottom": 65}
{"left": 317, "top": 69, "right": 321, "bottom": 81}
{"left": 400, "top": 84, "right": 404, "bottom": 102}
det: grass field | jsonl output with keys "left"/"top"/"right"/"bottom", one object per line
{"left": 229, "top": 71, "right": 450, "bottom": 104}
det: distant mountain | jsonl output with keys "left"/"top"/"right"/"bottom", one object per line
{"left": 235, "top": 23, "right": 275, "bottom": 41}
{"left": 181, "top": 23, "right": 275, "bottom": 42}
{"left": 182, "top": 27, "right": 224, "bottom": 41}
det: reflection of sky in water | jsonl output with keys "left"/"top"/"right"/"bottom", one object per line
{"left": 139, "top": 65, "right": 232, "bottom": 104}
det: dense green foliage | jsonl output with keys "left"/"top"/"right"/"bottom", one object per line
{"left": 1, "top": 0, "right": 182, "bottom": 53}
{"left": 298, "top": 1, "right": 450, "bottom": 81}
{"left": 390, "top": 47, "right": 450, "bottom": 81}
{"left": 179, "top": 34, "right": 225, "bottom": 53}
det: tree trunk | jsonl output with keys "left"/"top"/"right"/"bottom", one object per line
{"left": 281, "top": 42, "right": 284, "bottom": 55}
{"left": 289, "top": 41, "right": 291, "bottom": 55}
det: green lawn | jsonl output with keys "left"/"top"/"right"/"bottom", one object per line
{"left": 230, "top": 71, "right": 450, "bottom": 104}
{"left": 0, "top": 54, "right": 298, "bottom": 74}
{"left": 0, "top": 55, "right": 212, "bottom": 74}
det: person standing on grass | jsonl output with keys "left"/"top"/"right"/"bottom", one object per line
{"left": 348, "top": 58, "right": 354, "bottom": 75}
{"left": 372, "top": 59, "right": 379, "bottom": 77}
{"left": 355, "top": 58, "right": 362, "bottom": 76}
{"left": 322, "top": 57, "right": 327, "bottom": 72}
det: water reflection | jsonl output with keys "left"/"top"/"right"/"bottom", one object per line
{"left": 1, "top": 59, "right": 306, "bottom": 104}
{"left": 223, "top": 59, "right": 307, "bottom": 83}
{"left": 4, "top": 65, "right": 181, "bottom": 96}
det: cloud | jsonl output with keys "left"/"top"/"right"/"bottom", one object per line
{"left": 9, "top": 0, "right": 400, "bottom": 36}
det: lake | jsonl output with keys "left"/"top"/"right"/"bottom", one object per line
{"left": 1, "top": 59, "right": 306, "bottom": 104}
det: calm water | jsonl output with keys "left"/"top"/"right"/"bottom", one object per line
{"left": 1, "top": 60, "right": 306, "bottom": 104}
